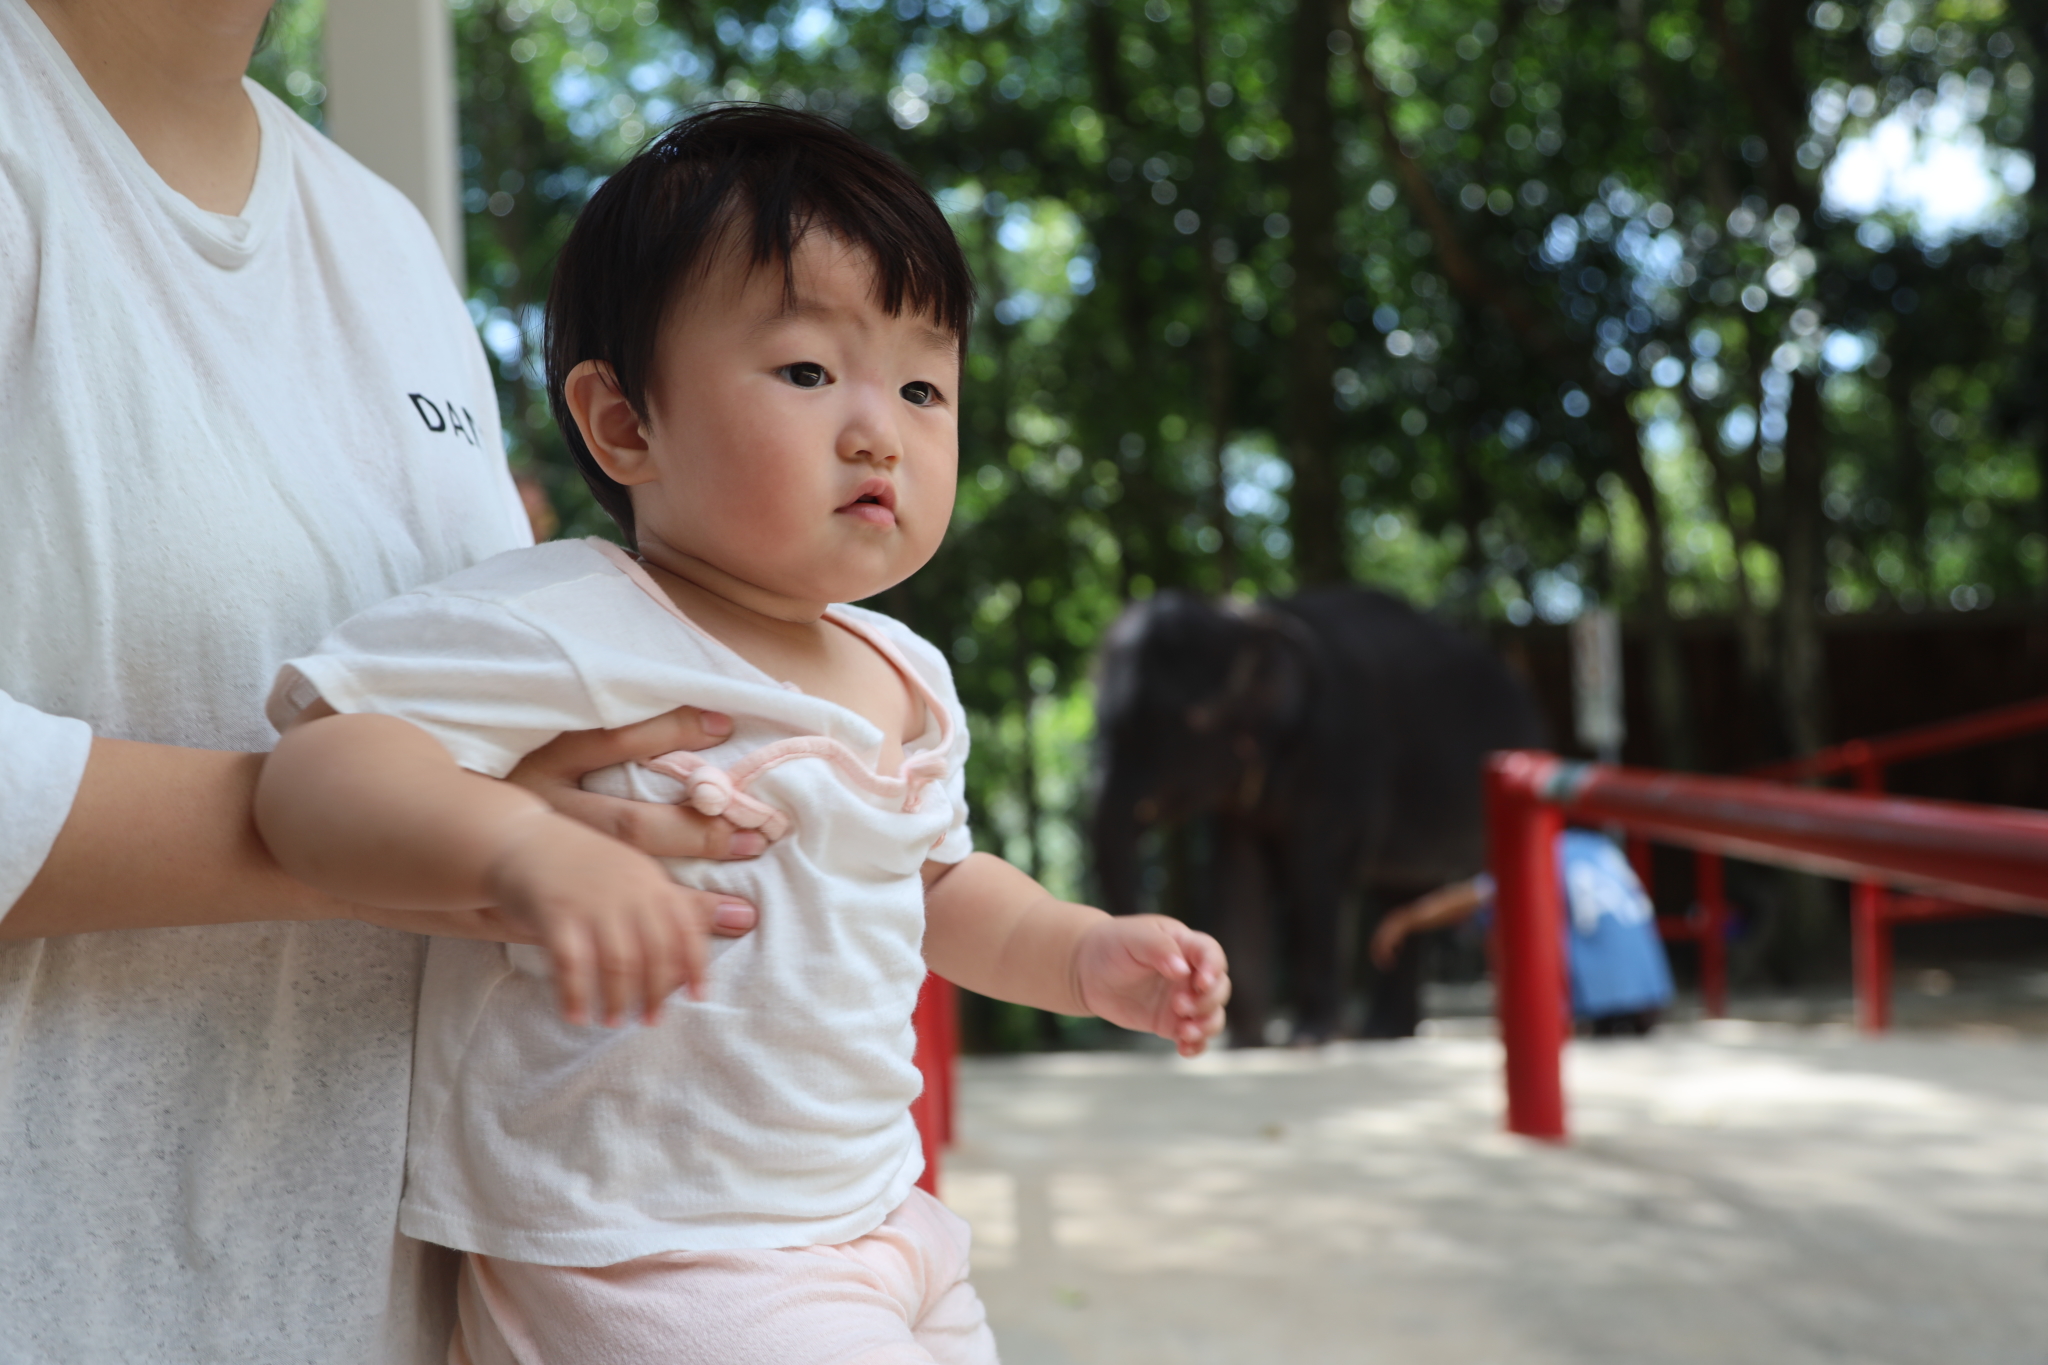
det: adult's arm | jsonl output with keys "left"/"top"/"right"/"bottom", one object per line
{"left": 1368, "top": 876, "right": 1489, "bottom": 969}
{"left": 3, "top": 706, "right": 761, "bottom": 941}
{"left": 4, "top": 735, "right": 350, "bottom": 940}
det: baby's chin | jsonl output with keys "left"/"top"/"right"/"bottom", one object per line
{"left": 796, "top": 541, "right": 941, "bottom": 602}
{"left": 653, "top": 533, "right": 936, "bottom": 614}
{"left": 706, "top": 561, "right": 905, "bottom": 613}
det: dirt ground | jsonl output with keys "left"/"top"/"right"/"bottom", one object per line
{"left": 941, "top": 1016, "right": 2048, "bottom": 1365}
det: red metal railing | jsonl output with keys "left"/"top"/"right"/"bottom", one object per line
{"left": 1486, "top": 750, "right": 2048, "bottom": 1140}
{"left": 1749, "top": 695, "right": 2048, "bottom": 783}
{"left": 910, "top": 973, "right": 958, "bottom": 1194}
{"left": 1686, "top": 696, "right": 2048, "bottom": 1029}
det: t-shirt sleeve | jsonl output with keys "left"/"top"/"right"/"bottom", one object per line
{"left": 0, "top": 691, "right": 93, "bottom": 920}
{"left": 928, "top": 736, "right": 973, "bottom": 865}
{"left": 916, "top": 639, "right": 974, "bottom": 866}
{"left": 267, "top": 591, "right": 604, "bottom": 779}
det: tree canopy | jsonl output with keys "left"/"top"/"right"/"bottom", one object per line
{"left": 254, "top": 0, "right": 2046, "bottom": 995}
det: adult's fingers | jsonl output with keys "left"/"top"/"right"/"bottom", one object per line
{"left": 1368, "top": 918, "right": 1404, "bottom": 970}
{"left": 543, "top": 786, "right": 767, "bottom": 862}
{"left": 512, "top": 707, "right": 734, "bottom": 786}
{"left": 706, "top": 894, "right": 757, "bottom": 938}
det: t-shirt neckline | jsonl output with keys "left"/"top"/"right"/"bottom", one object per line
{"left": 586, "top": 539, "right": 951, "bottom": 765}
{"left": 14, "top": 0, "right": 290, "bottom": 267}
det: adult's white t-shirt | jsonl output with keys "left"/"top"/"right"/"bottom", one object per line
{"left": 0, "top": 2, "right": 531, "bottom": 1360}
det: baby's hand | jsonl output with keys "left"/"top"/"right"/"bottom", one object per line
{"left": 1073, "top": 915, "right": 1230, "bottom": 1057}
{"left": 484, "top": 813, "right": 729, "bottom": 1027}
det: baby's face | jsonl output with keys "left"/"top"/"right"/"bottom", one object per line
{"left": 630, "top": 231, "right": 960, "bottom": 613}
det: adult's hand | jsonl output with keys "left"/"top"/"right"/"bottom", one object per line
{"left": 1368, "top": 909, "right": 1413, "bottom": 970}
{"left": 508, "top": 707, "right": 768, "bottom": 864}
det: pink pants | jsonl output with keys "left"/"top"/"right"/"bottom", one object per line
{"left": 449, "top": 1189, "right": 999, "bottom": 1365}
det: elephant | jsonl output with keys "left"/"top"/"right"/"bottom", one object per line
{"left": 1091, "top": 588, "right": 1546, "bottom": 1044}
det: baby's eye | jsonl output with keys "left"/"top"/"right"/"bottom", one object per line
{"left": 780, "top": 362, "right": 830, "bottom": 389}
{"left": 900, "top": 380, "right": 942, "bottom": 407}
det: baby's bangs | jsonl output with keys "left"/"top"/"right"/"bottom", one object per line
{"left": 726, "top": 157, "right": 975, "bottom": 344}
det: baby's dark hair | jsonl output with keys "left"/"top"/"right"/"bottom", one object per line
{"left": 544, "top": 104, "right": 977, "bottom": 541}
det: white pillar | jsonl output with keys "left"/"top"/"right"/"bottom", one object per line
{"left": 323, "top": 0, "right": 466, "bottom": 284}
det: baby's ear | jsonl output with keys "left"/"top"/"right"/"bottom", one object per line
{"left": 565, "top": 360, "right": 656, "bottom": 485}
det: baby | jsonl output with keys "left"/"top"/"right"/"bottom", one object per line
{"left": 254, "top": 105, "right": 1229, "bottom": 1365}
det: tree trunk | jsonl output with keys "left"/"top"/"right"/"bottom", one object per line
{"left": 1282, "top": 0, "right": 1345, "bottom": 585}
{"left": 1084, "top": 0, "right": 1189, "bottom": 590}
{"left": 1013, "top": 617, "right": 1042, "bottom": 884}
{"left": 1603, "top": 395, "right": 1696, "bottom": 770}
{"left": 1775, "top": 373, "right": 1829, "bottom": 759}
{"left": 2013, "top": 0, "right": 2048, "bottom": 601}
{"left": 1187, "top": 0, "right": 1240, "bottom": 590}
{"left": 1672, "top": 381, "right": 1776, "bottom": 759}
{"left": 1886, "top": 362, "right": 1931, "bottom": 596}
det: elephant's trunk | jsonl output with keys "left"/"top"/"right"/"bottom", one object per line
{"left": 1090, "top": 767, "right": 1150, "bottom": 918}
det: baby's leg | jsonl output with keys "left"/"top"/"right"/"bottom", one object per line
{"left": 449, "top": 1189, "right": 997, "bottom": 1365}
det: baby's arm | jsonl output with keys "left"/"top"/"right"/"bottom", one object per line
{"left": 921, "top": 854, "right": 1229, "bottom": 1056}
{"left": 256, "top": 710, "right": 734, "bottom": 1026}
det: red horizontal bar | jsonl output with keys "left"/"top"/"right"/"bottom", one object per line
{"left": 1750, "top": 695, "right": 2048, "bottom": 782}
{"left": 1884, "top": 894, "right": 2008, "bottom": 924}
{"left": 1496, "top": 753, "right": 2048, "bottom": 913}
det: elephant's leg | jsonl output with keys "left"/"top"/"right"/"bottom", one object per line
{"left": 1361, "top": 889, "right": 1427, "bottom": 1039}
{"left": 1213, "top": 821, "right": 1273, "bottom": 1047}
{"left": 1278, "top": 838, "right": 1351, "bottom": 1044}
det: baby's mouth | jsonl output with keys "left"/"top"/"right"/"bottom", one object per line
{"left": 838, "top": 479, "right": 898, "bottom": 527}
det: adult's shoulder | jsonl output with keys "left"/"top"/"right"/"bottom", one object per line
{"left": 250, "top": 81, "right": 451, "bottom": 290}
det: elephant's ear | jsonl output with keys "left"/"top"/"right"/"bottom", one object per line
{"left": 1185, "top": 643, "right": 1254, "bottom": 733}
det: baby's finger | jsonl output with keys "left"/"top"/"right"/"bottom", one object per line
{"left": 1177, "top": 1003, "right": 1227, "bottom": 1055}
{"left": 636, "top": 906, "right": 679, "bottom": 1025}
{"left": 591, "top": 915, "right": 644, "bottom": 1028}
{"left": 667, "top": 893, "right": 713, "bottom": 1000}
{"left": 548, "top": 924, "right": 597, "bottom": 1026}
{"left": 1172, "top": 930, "right": 1227, "bottom": 995}
{"left": 1175, "top": 926, "right": 1226, "bottom": 974}
{"left": 1180, "top": 958, "right": 1232, "bottom": 1011}
{"left": 1123, "top": 917, "right": 1195, "bottom": 980}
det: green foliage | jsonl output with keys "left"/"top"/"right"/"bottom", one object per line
{"left": 247, "top": 0, "right": 329, "bottom": 125}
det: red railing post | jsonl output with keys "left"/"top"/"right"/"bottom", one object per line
{"left": 1482, "top": 752, "right": 2048, "bottom": 1138}
{"left": 910, "top": 972, "right": 954, "bottom": 1194}
{"left": 934, "top": 976, "right": 957, "bottom": 1147}
{"left": 1852, "top": 881, "right": 1892, "bottom": 1033}
{"left": 1487, "top": 752, "right": 1569, "bottom": 1142}
{"left": 1695, "top": 851, "right": 1730, "bottom": 1019}
{"left": 1847, "top": 750, "right": 1892, "bottom": 1033}
{"left": 1625, "top": 835, "right": 1654, "bottom": 900}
